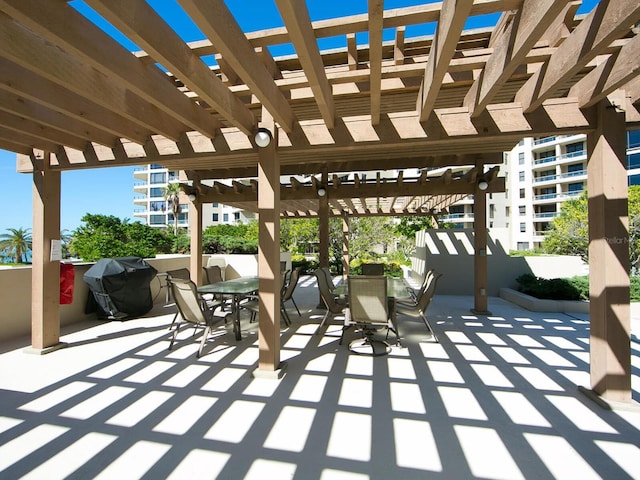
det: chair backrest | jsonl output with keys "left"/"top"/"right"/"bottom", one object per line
{"left": 166, "top": 268, "right": 190, "bottom": 281}
{"left": 170, "top": 278, "right": 206, "bottom": 325}
{"left": 361, "top": 263, "right": 384, "bottom": 276}
{"left": 348, "top": 275, "right": 388, "bottom": 324}
{"left": 415, "top": 269, "right": 436, "bottom": 303}
{"left": 315, "top": 270, "right": 344, "bottom": 313}
{"left": 204, "top": 265, "right": 223, "bottom": 285}
{"left": 319, "top": 266, "right": 335, "bottom": 291}
{"left": 417, "top": 271, "right": 442, "bottom": 312}
{"left": 283, "top": 267, "right": 301, "bottom": 301}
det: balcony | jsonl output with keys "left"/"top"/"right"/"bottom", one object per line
{"left": 533, "top": 190, "right": 583, "bottom": 203}
{"left": 533, "top": 135, "right": 556, "bottom": 146}
{"left": 533, "top": 169, "right": 587, "bottom": 184}
{"left": 533, "top": 150, "right": 586, "bottom": 166}
{"left": 533, "top": 212, "right": 559, "bottom": 220}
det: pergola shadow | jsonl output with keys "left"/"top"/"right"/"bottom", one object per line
{"left": 0, "top": 276, "right": 638, "bottom": 479}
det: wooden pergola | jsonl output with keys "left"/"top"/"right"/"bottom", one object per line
{"left": 1, "top": 1, "right": 638, "bottom": 401}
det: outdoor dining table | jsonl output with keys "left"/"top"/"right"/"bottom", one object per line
{"left": 197, "top": 276, "right": 259, "bottom": 341}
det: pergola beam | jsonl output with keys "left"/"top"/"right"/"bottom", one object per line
{"left": 0, "top": 0, "right": 219, "bottom": 138}
{"left": 368, "top": 0, "right": 384, "bottom": 125}
{"left": 86, "top": 0, "right": 254, "bottom": 136}
{"left": 464, "top": 0, "right": 575, "bottom": 117}
{"left": 515, "top": 0, "right": 640, "bottom": 113}
{"left": 275, "top": 0, "right": 335, "bottom": 129}
{"left": 417, "top": 0, "right": 474, "bottom": 121}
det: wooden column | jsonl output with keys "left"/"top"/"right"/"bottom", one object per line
{"left": 256, "top": 123, "right": 285, "bottom": 378}
{"left": 472, "top": 169, "right": 490, "bottom": 315}
{"left": 188, "top": 175, "right": 203, "bottom": 285}
{"left": 30, "top": 154, "right": 64, "bottom": 353}
{"left": 318, "top": 171, "right": 330, "bottom": 307}
{"left": 342, "top": 213, "right": 349, "bottom": 279}
{"left": 586, "top": 100, "right": 631, "bottom": 403}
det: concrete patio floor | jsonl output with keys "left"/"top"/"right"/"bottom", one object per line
{"left": 0, "top": 275, "right": 639, "bottom": 479}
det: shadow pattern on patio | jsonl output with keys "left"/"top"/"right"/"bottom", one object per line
{"left": 0, "top": 276, "right": 638, "bottom": 479}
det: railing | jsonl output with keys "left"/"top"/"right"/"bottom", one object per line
{"left": 533, "top": 149, "right": 585, "bottom": 165}
{"left": 533, "top": 212, "right": 559, "bottom": 219}
{"left": 533, "top": 169, "right": 587, "bottom": 183}
{"left": 533, "top": 190, "right": 583, "bottom": 202}
{"left": 533, "top": 136, "right": 556, "bottom": 145}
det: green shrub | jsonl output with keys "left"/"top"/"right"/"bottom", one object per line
{"left": 349, "top": 259, "right": 403, "bottom": 278}
{"left": 291, "top": 254, "right": 318, "bottom": 274}
{"left": 516, "top": 274, "right": 640, "bottom": 301}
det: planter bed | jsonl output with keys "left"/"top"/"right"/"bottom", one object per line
{"left": 499, "top": 287, "right": 589, "bottom": 314}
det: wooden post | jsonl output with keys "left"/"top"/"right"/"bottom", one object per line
{"left": 342, "top": 213, "right": 349, "bottom": 279}
{"left": 586, "top": 100, "right": 631, "bottom": 403}
{"left": 318, "top": 170, "right": 330, "bottom": 307}
{"left": 188, "top": 174, "right": 203, "bottom": 285}
{"left": 472, "top": 165, "right": 490, "bottom": 315}
{"left": 29, "top": 153, "right": 65, "bottom": 354}
{"left": 255, "top": 121, "right": 285, "bottom": 378}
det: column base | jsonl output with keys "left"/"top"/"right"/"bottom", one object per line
{"left": 470, "top": 308, "right": 492, "bottom": 316}
{"left": 578, "top": 386, "right": 640, "bottom": 411}
{"left": 253, "top": 361, "right": 288, "bottom": 380}
{"left": 23, "top": 342, "right": 68, "bottom": 355}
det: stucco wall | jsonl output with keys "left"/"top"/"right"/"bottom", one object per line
{"left": 411, "top": 228, "right": 588, "bottom": 296}
{"left": 0, "top": 252, "right": 291, "bottom": 343}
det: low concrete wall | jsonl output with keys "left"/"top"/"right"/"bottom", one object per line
{"left": 499, "top": 288, "right": 590, "bottom": 314}
{"left": 0, "top": 252, "right": 291, "bottom": 343}
{"left": 411, "top": 228, "right": 588, "bottom": 296}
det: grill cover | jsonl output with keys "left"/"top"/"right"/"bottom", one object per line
{"left": 84, "top": 257, "right": 157, "bottom": 319}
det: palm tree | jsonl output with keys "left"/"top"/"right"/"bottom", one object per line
{"left": 0, "top": 227, "right": 32, "bottom": 263}
{"left": 162, "top": 182, "right": 183, "bottom": 236}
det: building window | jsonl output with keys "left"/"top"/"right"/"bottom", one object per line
{"left": 629, "top": 174, "right": 640, "bottom": 186}
{"left": 150, "top": 201, "right": 165, "bottom": 212}
{"left": 627, "top": 130, "right": 640, "bottom": 149}
{"left": 213, "top": 213, "right": 219, "bottom": 222}
{"left": 537, "top": 150, "right": 555, "bottom": 160}
{"left": 489, "top": 204, "right": 495, "bottom": 219}
{"left": 234, "top": 212, "right": 240, "bottom": 221}
{"left": 567, "top": 163, "right": 584, "bottom": 173}
{"left": 150, "top": 214, "right": 165, "bottom": 225}
{"left": 518, "top": 138, "right": 525, "bottom": 146}
{"left": 149, "top": 187, "right": 163, "bottom": 197}
{"left": 168, "top": 171, "right": 178, "bottom": 182}
{"left": 517, "top": 242, "right": 529, "bottom": 251}
{"left": 519, "top": 171, "right": 525, "bottom": 182}
{"left": 150, "top": 172, "right": 166, "bottom": 184}
{"left": 566, "top": 141, "right": 584, "bottom": 154}
{"left": 520, "top": 223, "right": 526, "bottom": 233}
{"left": 223, "top": 213, "right": 229, "bottom": 222}
{"left": 518, "top": 152, "right": 525, "bottom": 164}
{"left": 519, "top": 189, "right": 525, "bottom": 199}
{"left": 628, "top": 152, "right": 640, "bottom": 170}
{"left": 568, "top": 182, "right": 583, "bottom": 193}
{"left": 150, "top": 164, "right": 163, "bottom": 169}
{"left": 519, "top": 205, "right": 526, "bottom": 216}
{"left": 213, "top": 202, "right": 218, "bottom": 207}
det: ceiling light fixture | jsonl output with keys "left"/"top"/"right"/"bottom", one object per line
{"left": 477, "top": 179, "right": 489, "bottom": 191}
{"left": 317, "top": 187, "right": 327, "bottom": 197}
{"left": 254, "top": 127, "right": 272, "bottom": 148}
{"left": 188, "top": 193, "right": 197, "bottom": 202}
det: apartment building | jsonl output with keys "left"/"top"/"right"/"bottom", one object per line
{"left": 133, "top": 164, "right": 255, "bottom": 229}
{"left": 440, "top": 130, "right": 640, "bottom": 251}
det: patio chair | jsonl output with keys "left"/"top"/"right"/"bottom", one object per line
{"left": 314, "top": 269, "right": 347, "bottom": 335}
{"left": 169, "top": 277, "right": 228, "bottom": 357}
{"left": 405, "top": 268, "right": 436, "bottom": 302}
{"left": 282, "top": 267, "right": 302, "bottom": 320}
{"left": 317, "top": 266, "right": 336, "bottom": 292}
{"left": 361, "top": 263, "right": 384, "bottom": 276}
{"left": 395, "top": 271, "right": 442, "bottom": 342}
{"left": 341, "top": 275, "right": 399, "bottom": 349}
{"left": 203, "top": 265, "right": 223, "bottom": 284}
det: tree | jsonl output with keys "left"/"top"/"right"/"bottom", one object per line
{"left": 0, "top": 227, "right": 32, "bottom": 263}
{"left": 542, "top": 191, "right": 589, "bottom": 262}
{"left": 162, "top": 182, "right": 183, "bottom": 236}
{"left": 542, "top": 186, "right": 640, "bottom": 269}
{"left": 348, "top": 217, "right": 397, "bottom": 260}
{"left": 69, "top": 214, "right": 172, "bottom": 261}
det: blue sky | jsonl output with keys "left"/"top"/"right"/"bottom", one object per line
{"left": 0, "top": 0, "right": 599, "bottom": 234}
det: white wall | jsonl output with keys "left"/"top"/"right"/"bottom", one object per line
{"left": 411, "top": 228, "right": 588, "bottom": 295}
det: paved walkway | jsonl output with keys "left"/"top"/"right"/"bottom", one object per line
{"left": 0, "top": 275, "right": 638, "bottom": 479}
